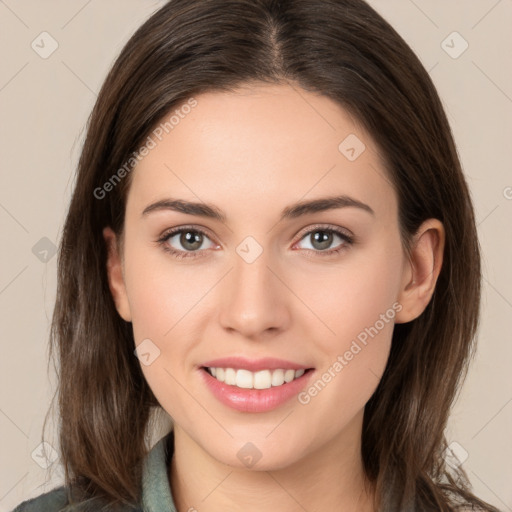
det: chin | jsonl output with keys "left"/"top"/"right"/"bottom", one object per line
{"left": 201, "top": 432, "right": 309, "bottom": 472}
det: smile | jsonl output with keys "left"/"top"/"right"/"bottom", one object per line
{"left": 205, "top": 367, "right": 307, "bottom": 389}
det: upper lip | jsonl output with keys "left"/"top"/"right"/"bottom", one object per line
{"left": 201, "top": 356, "right": 313, "bottom": 372}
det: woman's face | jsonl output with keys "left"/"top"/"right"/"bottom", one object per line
{"left": 106, "top": 83, "right": 417, "bottom": 469}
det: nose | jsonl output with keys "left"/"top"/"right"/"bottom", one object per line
{"left": 218, "top": 246, "right": 291, "bottom": 339}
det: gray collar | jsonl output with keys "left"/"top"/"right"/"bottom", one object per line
{"left": 141, "top": 430, "right": 177, "bottom": 512}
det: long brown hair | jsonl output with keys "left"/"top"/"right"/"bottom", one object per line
{"left": 42, "top": 0, "right": 500, "bottom": 510}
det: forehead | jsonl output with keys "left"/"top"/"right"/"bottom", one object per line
{"left": 126, "top": 83, "right": 396, "bottom": 223}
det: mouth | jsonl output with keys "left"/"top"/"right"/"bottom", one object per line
{"left": 202, "top": 366, "right": 313, "bottom": 389}
{"left": 199, "top": 357, "right": 315, "bottom": 413}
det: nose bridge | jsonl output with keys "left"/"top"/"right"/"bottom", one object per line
{"left": 218, "top": 240, "right": 289, "bottom": 336}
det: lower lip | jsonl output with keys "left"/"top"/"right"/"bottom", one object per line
{"left": 200, "top": 368, "right": 314, "bottom": 413}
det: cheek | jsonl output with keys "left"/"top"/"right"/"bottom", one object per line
{"left": 121, "top": 243, "right": 193, "bottom": 398}
{"left": 316, "top": 246, "right": 401, "bottom": 394}
{"left": 295, "top": 240, "right": 402, "bottom": 353}
{"left": 292, "top": 239, "right": 402, "bottom": 415}
{"left": 123, "top": 241, "right": 201, "bottom": 340}
{"left": 125, "top": 258, "right": 196, "bottom": 419}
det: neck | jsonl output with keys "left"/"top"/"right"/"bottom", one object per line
{"left": 169, "top": 410, "right": 375, "bottom": 512}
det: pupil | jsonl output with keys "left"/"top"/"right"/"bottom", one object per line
{"left": 313, "top": 231, "right": 332, "bottom": 250}
{"left": 182, "top": 231, "right": 202, "bottom": 250}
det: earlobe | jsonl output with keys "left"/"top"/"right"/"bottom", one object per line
{"left": 103, "top": 226, "right": 132, "bottom": 322}
{"left": 395, "top": 219, "right": 445, "bottom": 324}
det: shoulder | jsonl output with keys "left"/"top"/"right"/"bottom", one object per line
{"left": 11, "top": 486, "right": 143, "bottom": 512}
{"left": 10, "top": 486, "right": 69, "bottom": 512}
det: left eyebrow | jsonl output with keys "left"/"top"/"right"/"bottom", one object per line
{"left": 141, "top": 194, "right": 375, "bottom": 222}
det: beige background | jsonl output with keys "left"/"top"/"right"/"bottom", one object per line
{"left": 0, "top": 1, "right": 511, "bottom": 510}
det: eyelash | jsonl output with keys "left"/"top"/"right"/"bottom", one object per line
{"left": 156, "top": 224, "right": 355, "bottom": 260}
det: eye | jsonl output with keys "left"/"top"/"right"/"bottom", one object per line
{"left": 157, "top": 224, "right": 354, "bottom": 260}
{"left": 157, "top": 226, "right": 217, "bottom": 259}
{"left": 293, "top": 225, "right": 354, "bottom": 256}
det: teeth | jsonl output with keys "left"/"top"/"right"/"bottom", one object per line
{"left": 271, "top": 369, "right": 285, "bottom": 387}
{"left": 254, "top": 370, "right": 271, "bottom": 390}
{"left": 284, "top": 369, "right": 295, "bottom": 383}
{"left": 207, "top": 367, "right": 307, "bottom": 389}
{"left": 225, "top": 368, "right": 236, "bottom": 385}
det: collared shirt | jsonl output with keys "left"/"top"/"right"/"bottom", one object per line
{"left": 141, "top": 430, "right": 177, "bottom": 511}
{"left": 11, "top": 430, "right": 178, "bottom": 512}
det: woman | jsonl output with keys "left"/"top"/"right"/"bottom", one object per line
{"left": 12, "top": 0, "right": 501, "bottom": 510}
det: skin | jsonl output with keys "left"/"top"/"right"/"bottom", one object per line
{"left": 104, "top": 83, "right": 445, "bottom": 512}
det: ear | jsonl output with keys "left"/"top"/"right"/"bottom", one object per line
{"left": 395, "top": 218, "right": 445, "bottom": 324}
{"left": 103, "top": 226, "right": 132, "bottom": 322}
